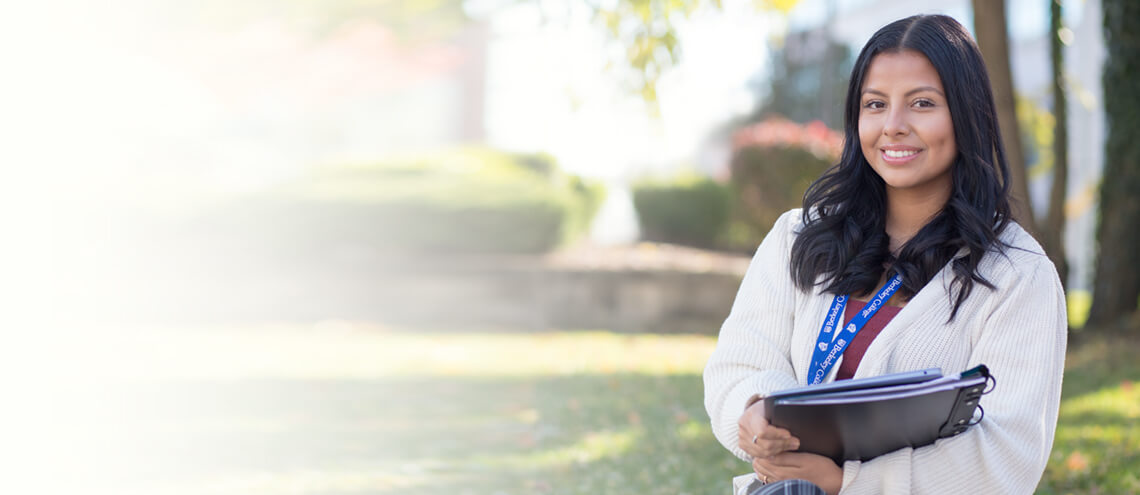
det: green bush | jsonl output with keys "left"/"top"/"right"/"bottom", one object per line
{"left": 197, "top": 147, "right": 606, "bottom": 255}
{"left": 724, "top": 118, "right": 841, "bottom": 251}
{"left": 632, "top": 175, "right": 731, "bottom": 249}
{"left": 726, "top": 144, "right": 833, "bottom": 250}
{"left": 628, "top": 119, "right": 840, "bottom": 252}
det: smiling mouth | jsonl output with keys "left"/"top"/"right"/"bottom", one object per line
{"left": 884, "top": 149, "right": 919, "bottom": 158}
{"left": 881, "top": 148, "right": 921, "bottom": 163}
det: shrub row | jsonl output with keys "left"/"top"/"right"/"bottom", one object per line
{"left": 192, "top": 147, "right": 606, "bottom": 256}
{"left": 632, "top": 175, "right": 731, "bottom": 249}
{"left": 633, "top": 118, "right": 839, "bottom": 252}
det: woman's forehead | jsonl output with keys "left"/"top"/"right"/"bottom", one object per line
{"left": 861, "top": 50, "right": 945, "bottom": 93}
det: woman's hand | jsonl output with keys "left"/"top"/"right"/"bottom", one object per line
{"left": 752, "top": 452, "right": 843, "bottom": 495}
{"left": 737, "top": 401, "right": 799, "bottom": 459}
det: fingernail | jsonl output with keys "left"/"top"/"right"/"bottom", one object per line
{"left": 791, "top": 440, "right": 800, "bottom": 449}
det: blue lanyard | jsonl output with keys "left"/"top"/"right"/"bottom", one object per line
{"left": 808, "top": 274, "right": 904, "bottom": 385}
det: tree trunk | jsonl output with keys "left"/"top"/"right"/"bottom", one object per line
{"left": 971, "top": 0, "right": 1037, "bottom": 236}
{"left": 1043, "top": 0, "right": 1069, "bottom": 290}
{"left": 1087, "top": 0, "right": 1140, "bottom": 327}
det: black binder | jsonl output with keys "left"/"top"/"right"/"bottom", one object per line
{"left": 762, "top": 365, "right": 993, "bottom": 463}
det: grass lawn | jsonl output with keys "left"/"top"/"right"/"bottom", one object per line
{"left": 100, "top": 324, "right": 1138, "bottom": 494}
{"left": 1038, "top": 332, "right": 1140, "bottom": 494}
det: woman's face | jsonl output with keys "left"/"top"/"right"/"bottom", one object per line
{"left": 858, "top": 50, "right": 957, "bottom": 200}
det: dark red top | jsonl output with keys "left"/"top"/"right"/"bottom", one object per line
{"left": 835, "top": 301, "right": 903, "bottom": 380}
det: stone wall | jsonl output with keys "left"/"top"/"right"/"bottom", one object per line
{"left": 366, "top": 245, "right": 752, "bottom": 333}
{"left": 122, "top": 241, "right": 752, "bottom": 333}
{"left": 368, "top": 263, "right": 745, "bottom": 333}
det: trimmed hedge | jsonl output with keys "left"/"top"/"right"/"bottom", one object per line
{"left": 197, "top": 147, "right": 606, "bottom": 255}
{"left": 631, "top": 175, "right": 732, "bottom": 249}
{"left": 632, "top": 119, "right": 840, "bottom": 252}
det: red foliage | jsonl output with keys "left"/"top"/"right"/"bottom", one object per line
{"left": 732, "top": 117, "right": 843, "bottom": 161}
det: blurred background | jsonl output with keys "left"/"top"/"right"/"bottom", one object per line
{"left": 2, "top": 0, "right": 1137, "bottom": 493}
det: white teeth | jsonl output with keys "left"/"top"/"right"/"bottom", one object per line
{"left": 884, "top": 149, "right": 918, "bottom": 158}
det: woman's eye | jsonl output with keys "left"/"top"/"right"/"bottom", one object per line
{"left": 914, "top": 99, "right": 935, "bottom": 108}
{"left": 863, "top": 101, "right": 885, "bottom": 109}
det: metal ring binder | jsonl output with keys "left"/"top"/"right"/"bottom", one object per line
{"left": 982, "top": 373, "right": 997, "bottom": 394}
{"left": 967, "top": 404, "right": 986, "bottom": 426}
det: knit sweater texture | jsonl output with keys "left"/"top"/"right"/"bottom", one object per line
{"left": 703, "top": 209, "right": 1067, "bottom": 494}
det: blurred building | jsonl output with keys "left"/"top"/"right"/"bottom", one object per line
{"left": 139, "top": 17, "right": 491, "bottom": 193}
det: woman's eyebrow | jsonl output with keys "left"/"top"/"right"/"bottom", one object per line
{"left": 861, "top": 86, "right": 945, "bottom": 97}
{"left": 906, "top": 86, "right": 945, "bottom": 97}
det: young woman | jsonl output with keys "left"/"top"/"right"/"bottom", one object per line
{"left": 704, "top": 15, "right": 1067, "bottom": 495}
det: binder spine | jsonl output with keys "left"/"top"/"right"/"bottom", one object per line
{"left": 938, "top": 381, "right": 988, "bottom": 438}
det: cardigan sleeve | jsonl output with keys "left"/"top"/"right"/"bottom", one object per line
{"left": 838, "top": 253, "right": 1068, "bottom": 494}
{"left": 703, "top": 209, "right": 803, "bottom": 461}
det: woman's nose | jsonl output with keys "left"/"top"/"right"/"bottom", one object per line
{"left": 882, "top": 107, "right": 910, "bottom": 136}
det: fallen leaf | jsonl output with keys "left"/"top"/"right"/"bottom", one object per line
{"left": 1065, "top": 450, "right": 1089, "bottom": 472}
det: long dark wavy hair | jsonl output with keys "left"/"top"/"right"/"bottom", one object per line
{"left": 789, "top": 14, "right": 1013, "bottom": 319}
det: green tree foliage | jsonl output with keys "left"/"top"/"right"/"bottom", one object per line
{"left": 1088, "top": 0, "right": 1140, "bottom": 327}
{"left": 588, "top": 0, "right": 800, "bottom": 105}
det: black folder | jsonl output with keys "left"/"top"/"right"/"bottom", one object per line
{"left": 763, "top": 365, "right": 992, "bottom": 463}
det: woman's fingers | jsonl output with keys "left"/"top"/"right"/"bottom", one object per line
{"left": 739, "top": 406, "right": 800, "bottom": 457}
{"left": 752, "top": 457, "right": 782, "bottom": 484}
{"left": 741, "top": 404, "right": 794, "bottom": 438}
{"left": 752, "top": 457, "right": 772, "bottom": 482}
{"left": 740, "top": 429, "right": 800, "bottom": 458}
{"left": 757, "top": 425, "right": 794, "bottom": 442}
{"left": 758, "top": 435, "right": 799, "bottom": 456}
{"left": 763, "top": 451, "right": 802, "bottom": 467}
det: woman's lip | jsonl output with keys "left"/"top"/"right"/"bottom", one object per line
{"left": 880, "top": 148, "right": 921, "bottom": 164}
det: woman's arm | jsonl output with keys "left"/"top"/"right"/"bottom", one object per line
{"left": 839, "top": 253, "right": 1067, "bottom": 494}
{"left": 704, "top": 209, "right": 804, "bottom": 461}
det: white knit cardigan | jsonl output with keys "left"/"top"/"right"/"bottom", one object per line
{"left": 703, "top": 209, "right": 1067, "bottom": 494}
